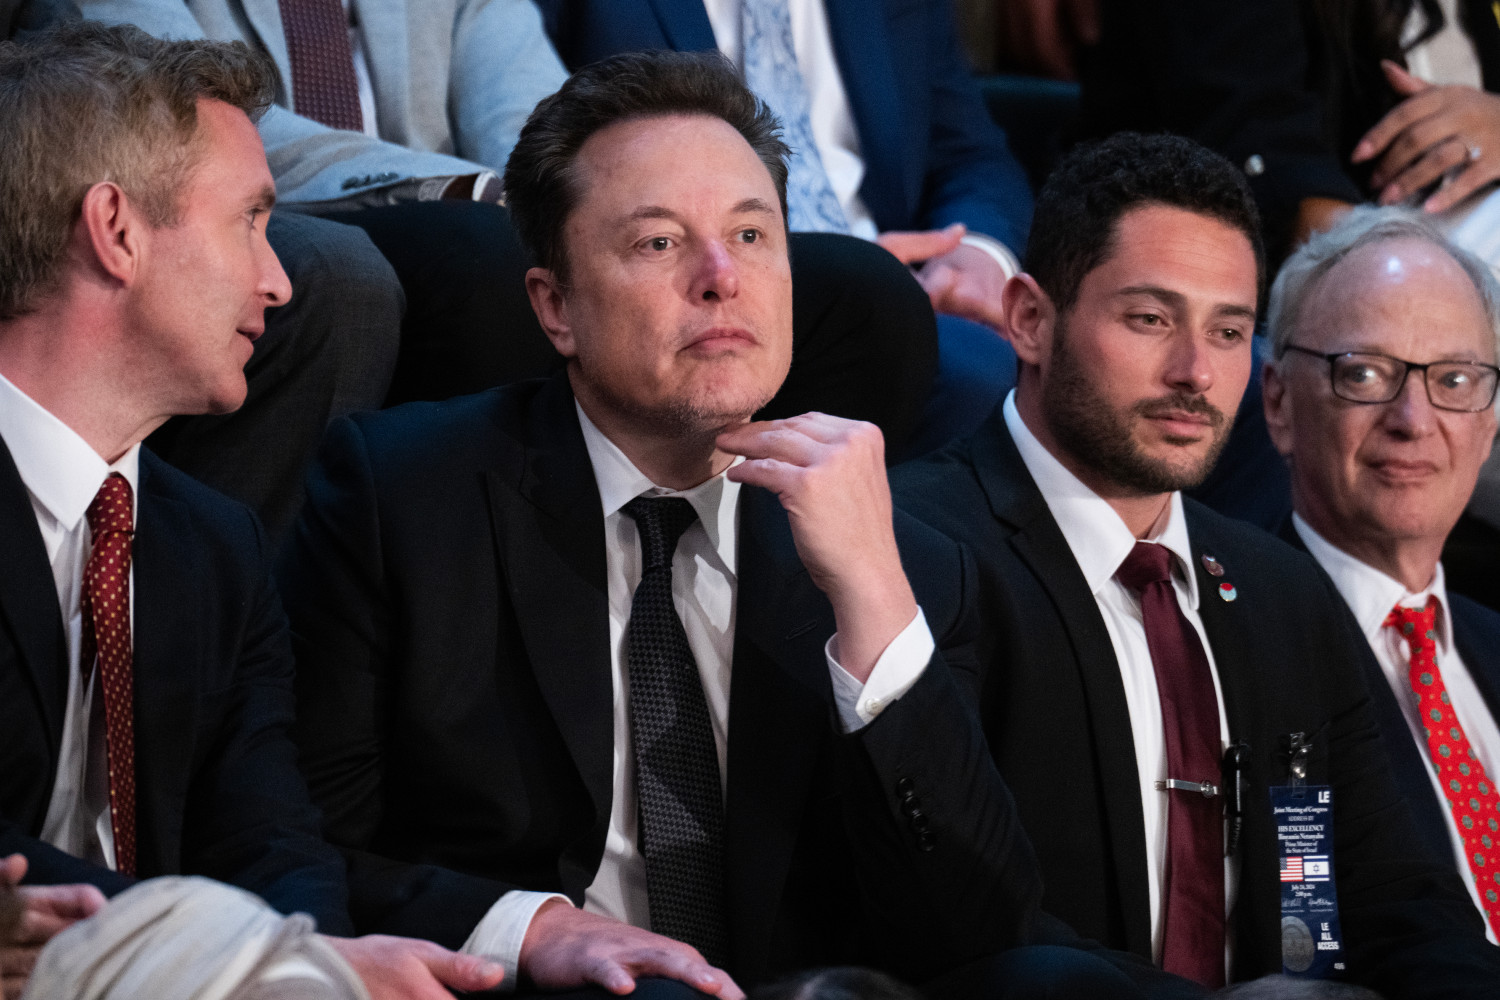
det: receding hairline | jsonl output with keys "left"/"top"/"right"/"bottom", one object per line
{"left": 1290, "top": 233, "right": 1496, "bottom": 360}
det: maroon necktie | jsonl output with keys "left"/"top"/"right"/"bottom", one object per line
{"left": 1117, "top": 542, "right": 1225, "bottom": 987}
{"left": 278, "top": 0, "right": 364, "bottom": 132}
{"left": 81, "top": 473, "right": 137, "bottom": 877}
{"left": 1386, "top": 599, "right": 1500, "bottom": 937}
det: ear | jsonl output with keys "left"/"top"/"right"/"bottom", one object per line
{"left": 1261, "top": 356, "right": 1296, "bottom": 458}
{"left": 76, "top": 182, "right": 144, "bottom": 287}
{"left": 525, "top": 266, "right": 576, "bottom": 358}
{"left": 999, "top": 273, "right": 1056, "bottom": 367}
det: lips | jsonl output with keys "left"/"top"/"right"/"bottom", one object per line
{"left": 1365, "top": 458, "right": 1440, "bottom": 483}
{"left": 684, "top": 326, "right": 757, "bottom": 352}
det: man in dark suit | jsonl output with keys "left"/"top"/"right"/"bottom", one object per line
{"left": 893, "top": 132, "right": 1500, "bottom": 995}
{"left": 0, "top": 22, "right": 508, "bottom": 1000}
{"left": 534, "top": 0, "right": 1035, "bottom": 453}
{"left": 279, "top": 50, "right": 1156, "bottom": 1000}
{"left": 1261, "top": 205, "right": 1500, "bottom": 943}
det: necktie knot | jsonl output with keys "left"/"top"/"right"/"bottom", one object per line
{"left": 1116, "top": 541, "right": 1175, "bottom": 593}
{"left": 86, "top": 474, "right": 134, "bottom": 539}
{"left": 1385, "top": 597, "right": 1439, "bottom": 640}
{"left": 623, "top": 496, "right": 699, "bottom": 572}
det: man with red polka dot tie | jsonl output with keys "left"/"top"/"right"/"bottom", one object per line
{"left": 1263, "top": 204, "right": 1500, "bottom": 943}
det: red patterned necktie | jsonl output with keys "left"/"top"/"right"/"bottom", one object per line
{"left": 81, "top": 473, "right": 137, "bottom": 877}
{"left": 1386, "top": 598, "right": 1500, "bottom": 937}
{"left": 1117, "top": 542, "right": 1226, "bottom": 987}
{"left": 278, "top": 0, "right": 364, "bottom": 132}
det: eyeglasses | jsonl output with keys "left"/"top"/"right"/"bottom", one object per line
{"left": 1281, "top": 344, "right": 1500, "bottom": 413}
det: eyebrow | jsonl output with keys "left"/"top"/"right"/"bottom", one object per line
{"left": 250, "top": 186, "right": 277, "bottom": 212}
{"left": 1116, "top": 284, "right": 1257, "bottom": 321}
{"left": 626, "top": 197, "right": 778, "bottom": 223}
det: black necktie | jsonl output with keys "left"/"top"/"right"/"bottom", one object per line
{"left": 622, "top": 496, "right": 729, "bottom": 966}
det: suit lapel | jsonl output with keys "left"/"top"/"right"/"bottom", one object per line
{"left": 130, "top": 454, "right": 202, "bottom": 877}
{"left": 822, "top": 0, "right": 903, "bottom": 225}
{"left": 971, "top": 419, "right": 1154, "bottom": 957}
{"left": 0, "top": 436, "right": 69, "bottom": 761}
{"left": 645, "top": 0, "right": 717, "bottom": 51}
{"left": 1275, "top": 518, "right": 1454, "bottom": 854}
{"left": 723, "top": 486, "right": 832, "bottom": 977}
{"left": 241, "top": 0, "right": 292, "bottom": 91}
{"left": 485, "top": 379, "right": 614, "bottom": 896}
{"left": 356, "top": 0, "right": 411, "bottom": 139}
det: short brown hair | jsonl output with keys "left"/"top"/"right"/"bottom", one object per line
{"left": 503, "top": 49, "right": 790, "bottom": 283}
{"left": 0, "top": 20, "right": 275, "bottom": 319}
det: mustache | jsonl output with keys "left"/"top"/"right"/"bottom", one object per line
{"left": 1133, "top": 392, "right": 1227, "bottom": 429}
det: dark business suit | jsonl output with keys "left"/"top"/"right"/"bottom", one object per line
{"left": 279, "top": 375, "right": 1040, "bottom": 990}
{"left": 535, "top": 0, "right": 1033, "bottom": 252}
{"left": 0, "top": 439, "right": 351, "bottom": 933}
{"left": 891, "top": 410, "right": 1500, "bottom": 995}
{"left": 1279, "top": 519, "right": 1500, "bottom": 869}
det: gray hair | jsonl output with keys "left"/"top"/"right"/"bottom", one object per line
{"left": 1265, "top": 204, "right": 1500, "bottom": 363}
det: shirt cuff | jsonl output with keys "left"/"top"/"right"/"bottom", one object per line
{"left": 460, "top": 890, "right": 571, "bottom": 991}
{"left": 826, "top": 607, "right": 934, "bottom": 733}
{"left": 958, "top": 233, "right": 1020, "bottom": 280}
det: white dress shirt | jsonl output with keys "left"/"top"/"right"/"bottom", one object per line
{"left": 0, "top": 369, "right": 139, "bottom": 871}
{"left": 1003, "top": 392, "right": 1236, "bottom": 968}
{"left": 462, "top": 403, "right": 934, "bottom": 983}
{"left": 1294, "top": 515, "right": 1500, "bottom": 943}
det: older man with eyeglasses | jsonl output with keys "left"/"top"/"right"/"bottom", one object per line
{"left": 1263, "top": 205, "right": 1500, "bottom": 945}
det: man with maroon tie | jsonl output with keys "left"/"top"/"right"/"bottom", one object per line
{"left": 893, "top": 132, "right": 1500, "bottom": 995}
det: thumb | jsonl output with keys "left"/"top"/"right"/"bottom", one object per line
{"left": 424, "top": 950, "right": 505, "bottom": 992}
{"left": 876, "top": 224, "right": 965, "bottom": 265}
{"left": 0, "top": 857, "right": 27, "bottom": 889}
{"left": 1381, "top": 58, "right": 1428, "bottom": 96}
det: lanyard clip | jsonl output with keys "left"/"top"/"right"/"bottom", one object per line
{"left": 1284, "top": 732, "right": 1310, "bottom": 789}
{"left": 1223, "top": 741, "right": 1249, "bottom": 857}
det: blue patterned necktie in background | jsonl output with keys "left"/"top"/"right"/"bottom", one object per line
{"left": 622, "top": 496, "right": 729, "bottom": 966}
{"left": 740, "top": 0, "right": 850, "bottom": 233}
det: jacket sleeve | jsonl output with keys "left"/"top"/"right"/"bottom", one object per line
{"left": 840, "top": 515, "right": 1042, "bottom": 980}
{"left": 279, "top": 417, "right": 521, "bottom": 947}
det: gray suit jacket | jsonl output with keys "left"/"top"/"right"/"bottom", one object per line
{"left": 81, "top": 0, "right": 566, "bottom": 204}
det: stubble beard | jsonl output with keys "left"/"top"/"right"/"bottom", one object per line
{"left": 1041, "top": 318, "right": 1233, "bottom": 495}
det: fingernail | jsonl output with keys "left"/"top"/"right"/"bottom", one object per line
{"left": 1352, "top": 140, "right": 1372, "bottom": 161}
{"left": 478, "top": 960, "right": 504, "bottom": 978}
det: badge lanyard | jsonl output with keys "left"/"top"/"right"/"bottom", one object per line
{"left": 1272, "top": 732, "right": 1346, "bottom": 978}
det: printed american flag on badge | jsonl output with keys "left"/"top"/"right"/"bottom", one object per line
{"left": 1281, "top": 856, "right": 1304, "bottom": 882}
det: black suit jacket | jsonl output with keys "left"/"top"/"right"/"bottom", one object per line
{"left": 891, "top": 411, "right": 1500, "bottom": 995}
{"left": 279, "top": 376, "right": 1041, "bottom": 987}
{"left": 0, "top": 441, "right": 350, "bottom": 933}
{"left": 1279, "top": 518, "right": 1500, "bottom": 867}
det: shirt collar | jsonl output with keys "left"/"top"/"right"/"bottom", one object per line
{"left": 1292, "top": 513, "right": 1453, "bottom": 653}
{"left": 1003, "top": 391, "right": 1200, "bottom": 608}
{"left": 576, "top": 401, "right": 741, "bottom": 572}
{"left": 0, "top": 368, "right": 140, "bottom": 531}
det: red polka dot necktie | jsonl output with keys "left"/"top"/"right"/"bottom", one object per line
{"left": 277, "top": 0, "right": 364, "bottom": 132}
{"left": 82, "top": 473, "right": 137, "bottom": 877}
{"left": 1117, "top": 542, "right": 1226, "bottom": 987}
{"left": 1387, "top": 598, "right": 1500, "bottom": 938}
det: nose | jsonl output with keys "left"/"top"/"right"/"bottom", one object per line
{"left": 690, "top": 239, "right": 739, "bottom": 302}
{"left": 1163, "top": 330, "right": 1214, "bottom": 395}
{"left": 259, "top": 227, "right": 293, "bottom": 308}
{"left": 1381, "top": 365, "right": 1438, "bottom": 438}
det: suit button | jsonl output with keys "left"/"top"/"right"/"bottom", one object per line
{"left": 917, "top": 831, "right": 935, "bottom": 852}
{"left": 910, "top": 810, "right": 930, "bottom": 831}
{"left": 895, "top": 777, "right": 914, "bottom": 797}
